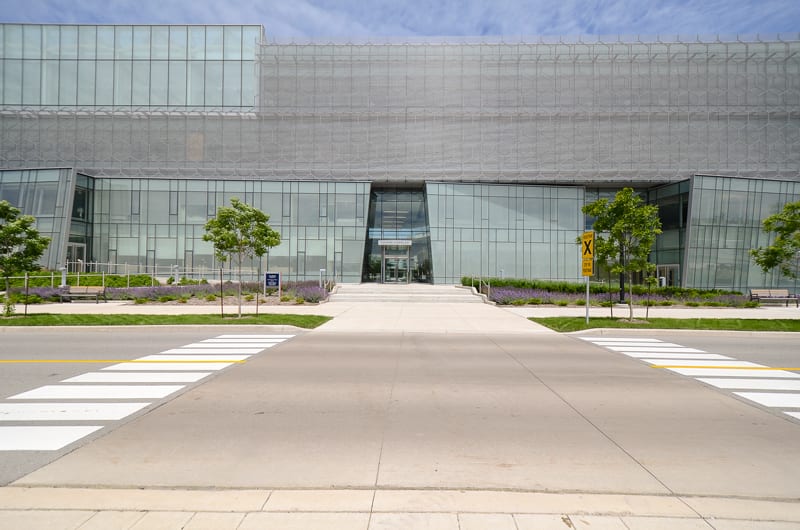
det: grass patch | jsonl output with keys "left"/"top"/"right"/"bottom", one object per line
{"left": 530, "top": 317, "right": 800, "bottom": 333}
{"left": 0, "top": 313, "right": 331, "bottom": 329}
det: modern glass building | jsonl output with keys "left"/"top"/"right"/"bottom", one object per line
{"left": 1, "top": 24, "right": 799, "bottom": 290}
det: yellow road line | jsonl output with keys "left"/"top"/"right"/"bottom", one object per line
{"left": 0, "top": 359, "right": 245, "bottom": 364}
{"left": 652, "top": 365, "right": 800, "bottom": 370}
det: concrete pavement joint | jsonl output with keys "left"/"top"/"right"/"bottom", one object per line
{"left": 488, "top": 334, "right": 707, "bottom": 523}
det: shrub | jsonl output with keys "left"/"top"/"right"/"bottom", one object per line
{"left": 205, "top": 294, "right": 216, "bottom": 302}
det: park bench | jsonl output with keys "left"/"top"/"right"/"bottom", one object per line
{"left": 60, "top": 286, "right": 107, "bottom": 303}
{"left": 749, "top": 288, "right": 799, "bottom": 307}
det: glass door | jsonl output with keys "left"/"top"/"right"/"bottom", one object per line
{"left": 383, "top": 256, "right": 409, "bottom": 283}
{"left": 66, "top": 243, "right": 86, "bottom": 272}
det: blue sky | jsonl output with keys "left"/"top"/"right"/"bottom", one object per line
{"left": 1, "top": 0, "right": 798, "bottom": 40}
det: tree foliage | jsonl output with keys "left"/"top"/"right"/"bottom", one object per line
{"left": 582, "top": 188, "right": 662, "bottom": 320}
{"left": 0, "top": 200, "right": 51, "bottom": 316}
{"left": 203, "top": 197, "right": 281, "bottom": 317}
{"left": 750, "top": 200, "right": 800, "bottom": 280}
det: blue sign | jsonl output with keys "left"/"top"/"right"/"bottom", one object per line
{"left": 265, "top": 272, "right": 280, "bottom": 288}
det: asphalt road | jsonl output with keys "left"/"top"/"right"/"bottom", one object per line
{"left": 2, "top": 327, "right": 799, "bottom": 502}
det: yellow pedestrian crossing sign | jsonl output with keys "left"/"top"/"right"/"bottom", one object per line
{"left": 581, "top": 231, "right": 594, "bottom": 276}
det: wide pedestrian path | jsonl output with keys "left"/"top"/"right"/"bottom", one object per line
{"left": 3, "top": 285, "right": 799, "bottom": 529}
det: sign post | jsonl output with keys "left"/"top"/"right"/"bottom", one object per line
{"left": 581, "top": 231, "right": 594, "bottom": 324}
{"left": 265, "top": 272, "right": 281, "bottom": 301}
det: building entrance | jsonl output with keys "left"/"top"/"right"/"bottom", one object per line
{"left": 380, "top": 242, "right": 411, "bottom": 284}
{"left": 362, "top": 187, "right": 432, "bottom": 283}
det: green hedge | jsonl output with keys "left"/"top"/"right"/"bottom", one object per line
{"left": 460, "top": 277, "right": 741, "bottom": 297}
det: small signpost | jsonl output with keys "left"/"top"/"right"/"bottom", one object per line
{"left": 265, "top": 272, "right": 281, "bottom": 300}
{"left": 581, "top": 231, "right": 594, "bottom": 324}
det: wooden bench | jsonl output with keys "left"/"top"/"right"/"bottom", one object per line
{"left": 60, "top": 286, "right": 107, "bottom": 303}
{"left": 749, "top": 289, "right": 799, "bottom": 307}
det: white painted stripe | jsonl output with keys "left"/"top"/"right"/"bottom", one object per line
{"left": 0, "top": 402, "right": 150, "bottom": 421}
{"left": 201, "top": 338, "right": 285, "bottom": 343}
{"left": 645, "top": 360, "right": 765, "bottom": 367}
{"left": 102, "top": 362, "right": 233, "bottom": 371}
{"left": 697, "top": 379, "right": 800, "bottom": 391}
{"left": 580, "top": 337, "right": 662, "bottom": 342}
{"left": 215, "top": 334, "right": 294, "bottom": 338}
{"left": 610, "top": 346, "right": 706, "bottom": 353}
{"left": 63, "top": 372, "right": 211, "bottom": 383}
{"left": 162, "top": 348, "right": 264, "bottom": 354}
{"left": 138, "top": 354, "right": 251, "bottom": 362}
{"left": 184, "top": 342, "right": 278, "bottom": 348}
{"left": 9, "top": 385, "right": 184, "bottom": 400}
{"left": 0, "top": 426, "right": 103, "bottom": 451}
{"left": 590, "top": 342, "right": 685, "bottom": 347}
{"left": 665, "top": 368, "right": 800, "bottom": 378}
{"left": 734, "top": 392, "right": 800, "bottom": 408}
{"left": 786, "top": 412, "right": 800, "bottom": 420}
{"left": 618, "top": 352, "right": 732, "bottom": 360}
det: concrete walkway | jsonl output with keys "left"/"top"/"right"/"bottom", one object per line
{"left": 3, "top": 286, "right": 800, "bottom": 529}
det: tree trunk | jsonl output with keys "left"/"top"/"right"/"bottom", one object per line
{"left": 628, "top": 272, "right": 634, "bottom": 321}
{"left": 237, "top": 253, "right": 243, "bottom": 318}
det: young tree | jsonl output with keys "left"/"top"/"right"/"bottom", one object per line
{"left": 203, "top": 197, "right": 281, "bottom": 317}
{"left": 750, "top": 200, "right": 800, "bottom": 281}
{"left": 582, "top": 188, "right": 662, "bottom": 321}
{"left": 0, "top": 200, "right": 50, "bottom": 317}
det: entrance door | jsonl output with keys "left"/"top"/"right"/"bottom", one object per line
{"left": 66, "top": 243, "right": 86, "bottom": 272}
{"left": 383, "top": 256, "right": 409, "bottom": 283}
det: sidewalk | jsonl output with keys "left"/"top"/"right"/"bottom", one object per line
{"left": 2, "top": 486, "right": 800, "bottom": 529}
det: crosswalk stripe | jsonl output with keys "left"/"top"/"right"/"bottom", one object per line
{"left": 733, "top": 392, "right": 800, "bottom": 408}
{"left": 202, "top": 338, "right": 286, "bottom": 343}
{"left": 589, "top": 342, "right": 684, "bottom": 347}
{"left": 161, "top": 348, "right": 264, "bottom": 354}
{"left": 63, "top": 372, "right": 211, "bottom": 383}
{"left": 216, "top": 334, "right": 295, "bottom": 339}
{"left": 0, "top": 426, "right": 103, "bottom": 451}
{"left": 664, "top": 368, "right": 800, "bottom": 378}
{"left": 697, "top": 379, "right": 800, "bottom": 391}
{"left": 0, "top": 403, "right": 150, "bottom": 421}
{"left": 138, "top": 354, "right": 251, "bottom": 362}
{"left": 616, "top": 352, "right": 731, "bottom": 360}
{"left": 646, "top": 360, "right": 765, "bottom": 368}
{"left": 183, "top": 343, "right": 278, "bottom": 348}
{"left": 9, "top": 385, "right": 184, "bottom": 400}
{"left": 103, "top": 362, "right": 234, "bottom": 371}
{"left": 579, "top": 337, "right": 662, "bottom": 342}
{"left": 608, "top": 346, "right": 706, "bottom": 353}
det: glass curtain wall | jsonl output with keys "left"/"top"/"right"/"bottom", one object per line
{"left": 0, "top": 168, "right": 72, "bottom": 269}
{"left": 427, "top": 182, "right": 583, "bottom": 284}
{"left": 92, "top": 178, "right": 369, "bottom": 282}
{"left": 648, "top": 180, "right": 690, "bottom": 286}
{"left": 0, "top": 24, "right": 261, "bottom": 109}
{"left": 685, "top": 175, "right": 800, "bottom": 291}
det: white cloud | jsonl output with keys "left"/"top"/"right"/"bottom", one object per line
{"left": 0, "top": 0, "right": 797, "bottom": 39}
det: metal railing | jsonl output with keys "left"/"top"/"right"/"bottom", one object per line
{"left": 469, "top": 276, "right": 491, "bottom": 299}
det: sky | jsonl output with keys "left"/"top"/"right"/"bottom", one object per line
{"left": 1, "top": 0, "right": 798, "bottom": 41}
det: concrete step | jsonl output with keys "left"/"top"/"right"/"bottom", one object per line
{"left": 328, "top": 284, "right": 485, "bottom": 303}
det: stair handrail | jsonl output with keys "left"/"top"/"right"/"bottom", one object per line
{"left": 469, "top": 276, "right": 490, "bottom": 300}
